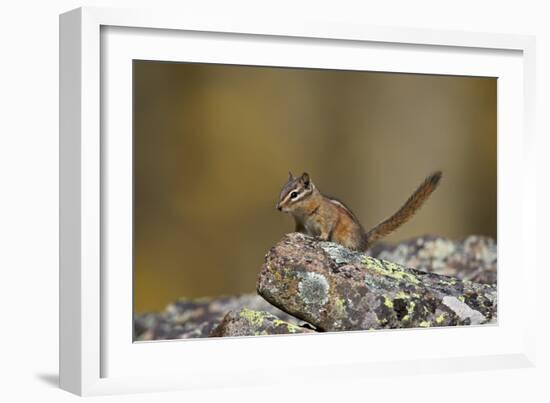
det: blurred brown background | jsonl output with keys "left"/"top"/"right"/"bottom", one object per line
{"left": 133, "top": 61, "right": 496, "bottom": 314}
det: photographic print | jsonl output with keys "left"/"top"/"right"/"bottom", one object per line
{"left": 133, "top": 61, "right": 497, "bottom": 341}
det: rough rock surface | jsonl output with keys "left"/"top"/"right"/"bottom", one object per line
{"left": 135, "top": 233, "right": 498, "bottom": 340}
{"left": 134, "top": 294, "right": 304, "bottom": 340}
{"left": 257, "top": 233, "right": 497, "bottom": 332}
{"left": 369, "top": 235, "right": 497, "bottom": 285}
{"left": 210, "top": 308, "right": 314, "bottom": 337}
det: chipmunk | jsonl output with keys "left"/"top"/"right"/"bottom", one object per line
{"left": 276, "top": 171, "right": 442, "bottom": 251}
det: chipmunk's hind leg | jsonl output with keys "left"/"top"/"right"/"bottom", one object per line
{"left": 358, "top": 233, "right": 370, "bottom": 252}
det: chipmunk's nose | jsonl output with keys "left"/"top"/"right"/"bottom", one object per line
{"left": 276, "top": 203, "right": 282, "bottom": 211}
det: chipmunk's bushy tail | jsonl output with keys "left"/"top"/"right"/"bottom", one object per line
{"left": 364, "top": 171, "right": 442, "bottom": 247}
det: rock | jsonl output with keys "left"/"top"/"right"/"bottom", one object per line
{"left": 210, "top": 308, "right": 314, "bottom": 337}
{"left": 257, "top": 233, "right": 497, "bottom": 332}
{"left": 369, "top": 235, "right": 497, "bottom": 284}
{"left": 134, "top": 293, "right": 306, "bottom": 340}
{"left": 135, "top": 234, "right": 499, "bottom": 339}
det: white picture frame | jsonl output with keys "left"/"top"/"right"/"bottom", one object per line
{"left": 59, "top": 6, "right": 537, "bottom": 396}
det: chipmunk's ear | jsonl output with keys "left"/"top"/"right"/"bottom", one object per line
{"left": 300, "top": 172, "right": 310, "bottom": 186}
{"left": 288, "top": 171, "right": 294, "bottom": 181}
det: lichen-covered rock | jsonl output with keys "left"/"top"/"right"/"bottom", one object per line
{"left": 134, "top": 293, "right": 305, "bottom": 341}
{"left": 257, "top": 233, "right": 497, "bottom": 332}
{"left": 210, "top": 308, "right": 314, "bottom": 337}
{"left": 369, "top": 235, "right": 497, "bottom": 284}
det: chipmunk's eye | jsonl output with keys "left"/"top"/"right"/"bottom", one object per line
{"left": 290, "top": 192, "right": 298, "bottom": 199}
